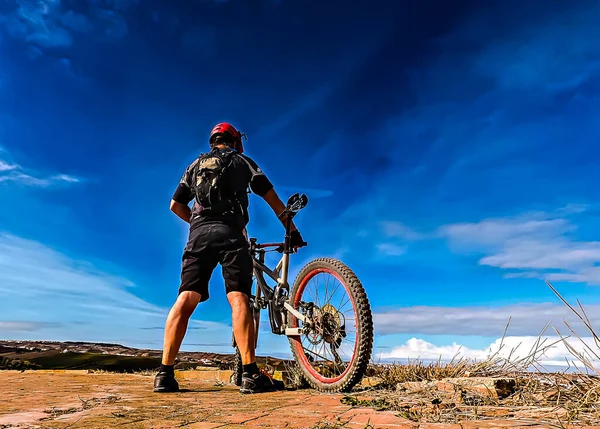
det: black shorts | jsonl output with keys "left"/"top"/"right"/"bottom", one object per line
{"left": 178, "top": 222, "right": 253, "bottom": 302}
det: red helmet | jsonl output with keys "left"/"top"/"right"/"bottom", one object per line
{"left": 209, "top": 122, "right": 246, "bottom": 154}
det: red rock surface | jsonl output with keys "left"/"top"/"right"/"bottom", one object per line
{"left": 1, "top": 371, "right": 598, "bottom": 429}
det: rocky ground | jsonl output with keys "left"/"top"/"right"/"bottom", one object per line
{"left": 1, "top": 370, "right": 598, "bottom": 429}
{"left": 3, "top": 340, "right": 600, "bottom": 428}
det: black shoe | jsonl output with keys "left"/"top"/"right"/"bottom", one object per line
{"left": 154, "top": 371, "right": 179, "bottom": 393}
{"left": 240, "top": 371, "right": 285, "bottom": 394}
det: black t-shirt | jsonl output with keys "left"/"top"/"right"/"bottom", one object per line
{"left": 172, "top": 149, "right": 274, "bottom": 230}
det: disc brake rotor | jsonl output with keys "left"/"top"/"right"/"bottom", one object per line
{"left": 320, "top": 304, "right": 341, "bottom": 344}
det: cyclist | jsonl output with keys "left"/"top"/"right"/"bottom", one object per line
{"left": 154, "top": 122, "right": 306, "bottom": 394}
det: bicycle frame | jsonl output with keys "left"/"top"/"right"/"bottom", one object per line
{"left": 249, "top": 242, "right": 307, "bottom": 338}
{"left": 231, "top": 193, "right": 310, "bottom": 351}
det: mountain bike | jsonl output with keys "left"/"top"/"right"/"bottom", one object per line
{"left": 231, "top": 193, "right": 373, "bottom": 392}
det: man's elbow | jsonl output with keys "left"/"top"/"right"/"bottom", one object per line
{"left": 261, "top": 188, "right": 278, "bottom": 204}
{"left": 170, "top": 199, "right": 184, "bottom": 213}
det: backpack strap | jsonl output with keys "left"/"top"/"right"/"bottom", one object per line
{"left": 234, "top": 153, "right": 262, "bottom": 195}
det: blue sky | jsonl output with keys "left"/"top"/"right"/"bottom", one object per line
{"left": 1, "top": 0, "right": 600, "bottom": 365}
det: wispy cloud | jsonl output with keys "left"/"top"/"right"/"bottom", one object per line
{"left": 0, "top": 321, "right": 61, "bottom": 331}
{"left": 376, "top": 242, "right": 406, "bottom": 257}
{"left": 380, "top": 221, "right": 426, "bottom": 241}
{"left": 276, "top": 185, "right": 334, "bottom": 199}
{"left": 438, "top": 206, "right": 600, "bottom": 285}
{"left": 328, "top": 2, "right": 600, "bottom": 265}
{"left": 0, "top": 0, "right": 133, "bottom": 49}
{"left": 0, "top": 160, "right": 19, "bottom": 172}
{"left": 255, "top": 22, "right": 394, "bottom": 142}
{"left": 0, "top": 233, "right": 232, "bottom": 350}
{"left": 0, "top": 150, "right": 81, "bottom": 188}
{"left": 374, "top": 301, "right": 600, "bottom": 337}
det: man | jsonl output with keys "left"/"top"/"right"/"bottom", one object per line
{"left": 154, "top": 122, "right": 305, "bottom": 394}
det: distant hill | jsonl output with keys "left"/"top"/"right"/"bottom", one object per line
{"left": 0, "top": 340, "right": 288, "bottom": 372}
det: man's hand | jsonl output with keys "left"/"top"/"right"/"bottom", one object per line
{"left": 261, "top": 189, "right": 300, "bottom": 231}
{"left": 290, "top": 230, "right": 306, "bottom": 249}
{"left": 260, "top": 189, "right": 306, "bottom": 249}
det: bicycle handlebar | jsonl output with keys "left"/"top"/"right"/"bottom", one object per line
{"left": 257, "top": 242, "right": 284, "bottom": 249}
{"left": 250, "top": 192, "right": 309, "bottom": 254}
{"left": 250, "top": 240, "right": 308, "bottom": 253}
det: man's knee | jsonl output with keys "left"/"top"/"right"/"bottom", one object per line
{"left": 227, "top": 291, "right": 250, "bottom": 312}
{"left": 227, "top": 290, "right": 248, "bottom": 302}
{"left": 174, "top": 291, "right": 202, "bottom": 316}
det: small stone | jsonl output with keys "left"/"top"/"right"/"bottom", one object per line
{"left": 437, "top": 377, "right": 516, "bottom": 400}
{"left": 397, "top": 381, "right": 427, "bottom": 392}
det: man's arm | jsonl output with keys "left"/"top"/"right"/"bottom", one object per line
{"left": 261, "top": 188, "right": 298, "bottom": 232}
{"left": 170, "top": 199, "right": 192, "bottom": 224}
{"left": 241, "top": 154, "right": 298, "bottom": 232}
{"left": 170, "top": 160, "right": 197, "bottom": 223}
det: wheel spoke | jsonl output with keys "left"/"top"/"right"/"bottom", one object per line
{"left": 290, "top": 259, "right": 372, "bottom": 391}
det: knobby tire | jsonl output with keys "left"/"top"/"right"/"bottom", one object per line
{"left": 232, "top": 346, "right": 243, "bottom": 386}
{"left": 287, "top": 257, "right": 373, "bottom": 392}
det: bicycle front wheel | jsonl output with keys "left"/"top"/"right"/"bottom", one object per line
{"left": 287, "top": 258, "right": 373, "bottom": 392}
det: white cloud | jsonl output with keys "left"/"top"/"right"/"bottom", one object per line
{"left": 0, "top": 150, "right": 81, "bottom": 188}
{"left": 0, "top": 160, "right": 19, "bottom": 172}
{"left": 0, "top": 233, "right": 232, "bottom": 350}
{"left": 438, "top": 206, "right": 600, "bottom": 285}
{"left": 373, "top": 302, "right": 600, "bottom": 337}
{"left": 381, "top": 337, "right": 489, "bottom": 361}
{"left": 440, "top": 217, "right": 571, "bottom": 247}
{"left": 381, "top": 335, "right": 600, "bottom": 369}
{"left": 481, "top": 240, "right": 600, "bottom": 271}
{"left": 380, "top": 221, "right": 425, "bottom": 241}
{"left": 376, "top": 242, "right": 406, "bottom": 257}
{"left": 0, "top": 0, "right": 131, "bottom": 50}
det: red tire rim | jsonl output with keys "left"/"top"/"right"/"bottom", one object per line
{"left": 291, "top": 267, "right": 358, "bottom": 384}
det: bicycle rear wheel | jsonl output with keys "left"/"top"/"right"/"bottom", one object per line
{"left": 287, "top": 257, "right": 373, "bottom": 392}
{"left": 232, "top": 346, "right": 242, "bottom": 386}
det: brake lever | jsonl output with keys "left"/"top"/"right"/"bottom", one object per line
{"left": 290, "top": 241, "right": 308, "bottom": 253}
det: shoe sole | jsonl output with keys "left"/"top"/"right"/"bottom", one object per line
{"left": 154, "top": 387, "right": 179, "bottom": 393}
{"left": 240, "top": 385, "right": 282, "bottom": 394}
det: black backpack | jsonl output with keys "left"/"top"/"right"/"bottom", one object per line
{"left": 191, "top": 147, "right": 240, "bottom": 214}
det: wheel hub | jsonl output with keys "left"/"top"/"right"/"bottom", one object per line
{"left": 320, "top": 304, "right": 342, "bottom": 344}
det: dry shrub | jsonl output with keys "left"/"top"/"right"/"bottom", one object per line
{"left": 349, "top": 283, "right": 600, "bottom": 427}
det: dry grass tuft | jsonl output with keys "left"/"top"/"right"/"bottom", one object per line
{"left": 310, "top": 419, "right": 375, "bottom": 428}
{"left": 346, "top": 283, "right": 600, "bottom": 427}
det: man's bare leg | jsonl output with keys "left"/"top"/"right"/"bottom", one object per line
{"left": 227, "top": 291, "right": 256, "bottom": 365}
{"left": 154, "top": 291, "right": 201, "bottom": 392}
{"left": 162, "top": 291, "right": 202, "bottom": 365}
{"left": 228, "top": 291, "right": 284, "bottom": 393}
